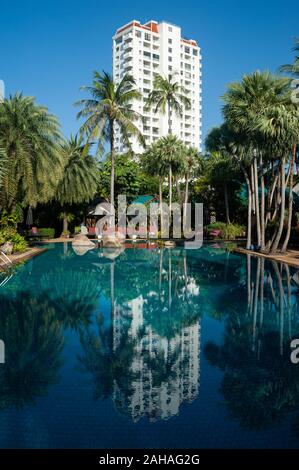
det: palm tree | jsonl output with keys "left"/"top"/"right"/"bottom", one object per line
{"left": 146, "top": 73, "right": 191, "bottom": 135}
{"left": 205, "top": 151, "right": 236, "bottom": 224}
{"left": 76, "top": 71, "right": 144, "bottom": 207}
{"left": 182, "top": 146, "right": 202, "bottom": 220}
{"left": 280, "top": 39, "right": 299, "bottom": 77}
{"left": 0, "top": 93, "right": 63, "bottom": 210}
{"left": 55, "top": 135, "right": 99, "bottom": 234}
{"left": 205, "top": 124, "right": 252, "bottom": 247}
{"left": 222, "top": 71, "right": 293, "bottom": 252}
{"left": 155, "top": 135, "right": 185, "bottom": 211}
{"left": 142, "top": 141, "right": 169, "bottom": 223}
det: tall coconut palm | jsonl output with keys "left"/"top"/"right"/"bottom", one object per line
{"left": 55, "top": 135, "right": 99, "bottom": 234}
{"left": 146, "top": 73, "right": 191, "bottom": 135}
{"left": 0, "top": 94, "right": 63, "bottom": 210}
{"left": 76, "top": 72, "right": 144, "bottom": 207}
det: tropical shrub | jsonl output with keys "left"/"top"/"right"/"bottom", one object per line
{"left": 37, "top": 228, "right": 55, "bottom": 239}
{"left": 0, "top": 227, "right": 27, "bottom": 253}
{"left": 204, "top": 222, "right": 245, "bottom": 240}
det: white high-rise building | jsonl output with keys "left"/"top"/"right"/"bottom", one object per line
{"left": 113, "top": 295, "right": 201, "bottom": 422}
{"left": 0, "top": 80, "right": 4, "bottom": 101}
{"left": 112, "top": 20, "right": 202, "bottom": 154}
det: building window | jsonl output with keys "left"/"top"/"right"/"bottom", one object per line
{"left": 169, "top": 66, "right": 172, "bottom": 71}
{"left": 168, "top": 56, "right": 172, "bottom": 62}
{"left": 145, "top": 33, "right": 151, "bottom": 41}
{"left": 168, "top": 38, "right": 172, "bottom": 44}
{"left": 153, "top": 54, "right": 159, "bottom": 61}
{"left": 143, "top": 51, "right": 151, "bottom": 57}
{"left": 135, "top": 30, "right": 141, "bottom": 38}
{"left": 168, "top": 26, "right": 172, "bottom": 32}
{"left": 193, "top": 49, "right": 198, "bottom": 56}
{"left": 185, "top": 46, "right": 190, "bottom": 54}
{"left": 168, "top": 47, "right": 172, "bottom": 53}
{"left": 115, "top": 36, "right": 122, "bottom": 44}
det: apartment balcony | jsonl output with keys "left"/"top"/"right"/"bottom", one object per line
{"left": 124, "top": 36, "right": 133, "bottom": 45}
{"left": 124, "top": 66, "right": 133, "bottom": 73}
{"left": 123, "top": 45, "right": 133, "bottom": 53}
{"left": 123, "top": 56, "right": 132, "bottom": 63}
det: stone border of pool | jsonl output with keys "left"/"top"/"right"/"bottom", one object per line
{"left": 234, "top": 246, "right": 299, "bottom": 269}
{"left": 0, "top": 246, "right": 48, "bottom": 269}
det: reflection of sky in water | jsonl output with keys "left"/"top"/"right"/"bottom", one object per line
{"left": 0, "top": 243, "right": 299, "bottom": 448}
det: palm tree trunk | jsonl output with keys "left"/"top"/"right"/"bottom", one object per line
{"left": 281, "top": 146, "right": 296, "bottom": 253}
{"left": 224, "top": 183, "right": 230, "bottom": 224}
{"left": 159, "top": 177, "right": 165, "bottom": 237}
{"left": 176, "top": 177, "right": 182, "bottom": 203}
{"left": 167, "top": 101, "right": 171, "bottom": 135}
{"left": 63, "top": 213, "right": 68, "bottom": 233}
{"left": 260, "top": 154, "right": 265, "bottom": 251}
{"left": 271, "top": 156, "right": 286, "bottom": 253}
{"left": 169, "top": 164, "right": 172, "bottom": 211}
{"left": 110, "top": 120, "right": 115, "bottom": 208}
{"left": 251, "top": 163, "right": 256, "bottom": 214}
{"left": 183, "top": 172, "right": 189, "bottom": 222}
{"left": 253, "top": 155, "right": 261, "bottom": 247}
{"left": 243, "top": 169, "right": 252, "bottom": 250}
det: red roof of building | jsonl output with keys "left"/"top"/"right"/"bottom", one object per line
{"left": 116, "top": 21, "right": 197, "bottom": 46}
{"left": 116, "top": 20, "right": 159, "bottom": 35}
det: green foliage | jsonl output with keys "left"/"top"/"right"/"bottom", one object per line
{"left": 77, "top": 71, "right": 144, "bottom": 156}
{"left": 37, "top": 228, "right": 55, "bottom": 239}
{"left": 0, "top": 94, "right": 63, "bottom": 209}
{"left": 0, "top": 207, "right": 23, "bottom": 227}
{"left": 146, "top": 73, "right": 191, "bottom": 125}
{"left": 99, "top": 153, "right": 151, "bottom": 199}
{"left": 58, "top": 212, "right": 74, "bottom": 223}
{"left": 204, "top": 222, "right": 245, "bottom": 240}
{"left": 56, "top": 136, "right": 99, "bottom": 206}
{"left": 0, "top": 227, "right": 27, "bottom": 252}
{"left": 74, "top": 226, "right": 81, "bottom": 235}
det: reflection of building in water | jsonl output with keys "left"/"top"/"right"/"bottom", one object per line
{"left": 113, "top": 295, "right": 200, "bottom": 422}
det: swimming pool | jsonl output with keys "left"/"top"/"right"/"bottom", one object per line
{"left": 0, "top": 242, "right": 299, "bottom": 448}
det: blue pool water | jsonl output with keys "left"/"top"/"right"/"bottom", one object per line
{"left": 0, "top": 242, "right": 299, "bottom": 449}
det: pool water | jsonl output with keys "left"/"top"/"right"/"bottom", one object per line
{"left": 0, "top": 242, "right": 299, "bottom": 449}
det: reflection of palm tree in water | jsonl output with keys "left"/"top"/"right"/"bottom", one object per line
{"left": 0, "top": 293, "right": 64, "bottom": 410}
{"left": 205, "top": 255, "right": 299, "bottom": 431}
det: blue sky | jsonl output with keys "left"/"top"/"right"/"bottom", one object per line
{"left": 0, "top": 0, "right": 297, "bottom": 144}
